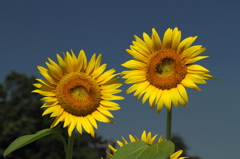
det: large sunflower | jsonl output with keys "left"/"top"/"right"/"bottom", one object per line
{"left": 122, "top": 27, "right": 213, "bottom": 113}
{"left": 106, "top": 131, "right": 188, "bottom": 159}
{"left": 33, "top": 50, "right": 124, "bottom": 137}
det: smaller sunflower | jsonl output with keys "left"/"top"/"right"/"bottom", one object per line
{"left": 122, "top": 27, "right": 213, "bottom": 113}
{"left": 33, "top": 50, "right": 124, "bottom": 137}
{"left": 106, "top": 131, "right": 188, "bottom": 159}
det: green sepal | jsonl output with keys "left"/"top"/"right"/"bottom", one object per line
{"left": 3, "top": 128, "right": 59, "bottom": 157}
{"left": 210, "top": 77, "right": 221, "bottom": 81}
{"left": 112, "top": 140, "right": 175, "bottom": 159}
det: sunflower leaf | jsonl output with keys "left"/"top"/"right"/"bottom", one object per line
{"left": 3, "top": 128, "right": 59, "bottom": 157}
{"left": 112, "top": 140, "right": 174, "bottom": 159}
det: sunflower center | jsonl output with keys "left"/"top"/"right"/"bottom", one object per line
{"left": 56, "top": 72, "right": 101, "bottom": 117}
{"left": 156, "top": 58, "right": 175, "bottom": 77}
{"left": 147, "top": 51, "right": 187, "bottom": 90}
{"left": 71, "top": 86, "right": 88, "bottom": 101}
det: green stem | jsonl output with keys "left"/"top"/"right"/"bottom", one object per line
{"left": 66, "top": 131, "right": 75, "bottom": 159}
{"left": 166, "top": 107, "right": 172, "bottom": 140}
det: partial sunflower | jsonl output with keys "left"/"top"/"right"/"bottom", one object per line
{"left": 106, "top": 131, "right": 188, "bottom": 159}
{"left": 122, "top": 27, "right": 213, "bottom": 113}
{"left": 32, "top": 50, "right": 124, "bottom": 137}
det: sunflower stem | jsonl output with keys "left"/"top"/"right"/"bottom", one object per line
{"left": 166, "top": 107, "right": 172, "bottom": 140}
{"left": 66, "top": 131, "right": 75, "bottom": 159}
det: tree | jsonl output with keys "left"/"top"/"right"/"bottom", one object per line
{"left": 0, "top": 71, "right": 109, "bottom": 159}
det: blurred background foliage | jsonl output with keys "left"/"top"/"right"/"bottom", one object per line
{"left": 0, "top": 71, "right": 201, "bottom": 159}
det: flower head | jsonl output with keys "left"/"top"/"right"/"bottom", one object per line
{"left": 33, "top": 50, "right": 124, "bottom": 136}
{"left": 122, "top": 27, "right": 213, "bottom": 113}
{"left": 107, "top": 131, "right": 188, "bottom": 159}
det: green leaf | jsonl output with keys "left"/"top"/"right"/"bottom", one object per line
{"left": 140, "top": 140, "right": 175, "bottom": 159}
{"left": 3, "top": 128, "right": 59, "bottom": 157}
{"left": 112, "top": 140, "right": 174, "bottom": 159}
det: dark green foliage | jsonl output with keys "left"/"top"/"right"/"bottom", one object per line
{"left": 0, "top": 71, "right": 108, "bottom": 159}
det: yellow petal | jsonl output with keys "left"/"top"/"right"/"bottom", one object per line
{"left": 133, "top": 81, "right": 150, "bottom": 96}
{"left": 85, "top": 54, "right": 96, "bottom": 75}
{"left": 141, "top": 131, "right": 147, "bottom": 141}
{"left": 76, "top": 119, "right": 83, "bottom": 134}
{"left": 129, "top": 135, "right": 136, "bottom": 142}
{"left": 143, "top": 32, "right": 154, "bottom": 53}
{"left": 96, "top": 69, "right": 116, "bottom": 84}
{"left": 100, "top": 100, "right": 120, "bottom": 107}
{"left": 162, "top": 90, "right": 172, "bottom": 111}
{"left": 163, "top": 28, "right": 173, "bottom": 50}
{"left": 104, "top": 77, "right": 121, "bottom": 85}
{"left": 56, "top": 54, "right": 68, "bottom": 75}
{"left": 101, "top": 94, "right": 124, "bottom": 100}
{"left": 94, "top": 54, "right": 102, "bottom": 70}
{"left": 122, "top": 70, "right": 145, "bottom": 79}
{"left": 48, "top": 58, "right": 63, "bottom": 78}
{"left": 157, "top": 135, "right": 163, "bottom": 143}
{"left": 171, "top": 27, "right": 181, "bottom": 51}
{"left": 100, "top": 104, "right": 121, "bottom": 111}
{"left": 32, "top": 89, "right": 55, "bottom": 96}
{"left": 177, "top": 36, "right": 197, "bottom": 54}
{"left": 125, "top": 75, "right": 146, "bottom": 84}
{"left": 97, "top": 106, "right": 114, "bottom": 118}
{"left": 185, "top": 56, "right": 209, "bottom": 64}
{"left": 37, "top": 66, "right": 58, "bottom": 85}
{"left": 126, "top": 48, "right": 148, "bottom": 62}
{"left": 50, "top": 106, "right": 63, "bottom": 117}
{"left": 68, "top": 116, "right": 77, "bottom": 136}
{"left": 116, "top": 140, "right": 124, "bottom": 147}
{"left": 36, "top": 79, "right": 55, "bottom": 88}
{"left": 91, "top": 63, "right": 107, "bottom": 79}
{"left": 40, "top": 97, "right": 57, "bottom": 103}
{"left": 126, "top": 84, "right": 138, "bottom": 94}
{"left": 42, "top": 105, "right": 60, "bottom": 116}
{"left": 81, "top": 116, "right": 94, "bottom": 136}
{"left": 148, "top": 86, "right": 158, "bottom": 108}
{"left": 121, "top": 137, "right": 128, "bottom": 144}
{"left": 170, "top": 150, "right": 186, "bottom": 159}
{"left": 187, "top": 64, "right": 210, "bottom": 73}
{"left": 177, "top": 84, "right": 188, "bottom": 103}
{"left": 150, "top": 134, "right": 158, "bottom": 145}
{"left": 92, "top": 111, "right": 114, "bottom": 123}
{"left": 180, "top": 45, "right": 203, "bottom": 59}
{"left": 151, "top": 28, "right": 162, "bottom": 51}
{"left": 157, "top": 97, "right": 164, "bottom": 114}
{"left": 87, "top": 115, "right": 98, "bottom": 129}
{"left": 132, "top": 41, "right": 150, "bottom": 57}
{"left": 63, "top": 113, "right": 71, "bottom": 128}
{"left": 186, "top": 74, "right": 207, "bottom": 84}
{"left": 142, "top": 85, "right": 155, "bottom": 104}
{"left": 181, "top": 77, "right": 201, "bottom": 91}
{"left": 64, "top": 51, "right": 74, "bottom": 73}
{"left": 51, "top": 114, "right": 64, "bottom": 128}
{"left": 122, "top": 60, "right": 146, "bottom": 70}
{"left": 146, "top": 132, "right": 152, "bottom": 144}
{"left": 77, "top": 50, "right": 87, "bottom": 72}
{"left": 33, "top": 83, "right": 41, "bottom": 88}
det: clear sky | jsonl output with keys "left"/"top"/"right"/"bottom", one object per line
{"left": 1, "top": 1, "right": 239, "bottom": 158}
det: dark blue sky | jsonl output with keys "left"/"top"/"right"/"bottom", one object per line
{"left": 1, "top": 1, "right": 239, "bottom": 158}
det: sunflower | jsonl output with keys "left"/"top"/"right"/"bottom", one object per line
{"left": 32, "top": 50, "right": 124, "bottom": 137}
{"left": 106, "top": 131, "right": 188, "bottom": 159}
{"left": 122, "top": 27, "right": 213, "bottom": 113}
